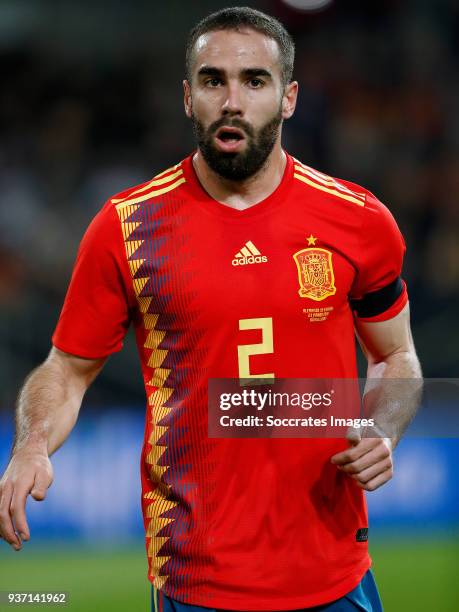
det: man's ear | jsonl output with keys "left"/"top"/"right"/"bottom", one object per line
{"left": 282, "top": 80, "right": 298, "bottom": 120}
{"left": 183, "top": 79, "right": 192, "bottom": 118}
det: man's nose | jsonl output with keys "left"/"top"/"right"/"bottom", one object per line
{"left": 221, "top": 82, "right": 243, "bottom": 115}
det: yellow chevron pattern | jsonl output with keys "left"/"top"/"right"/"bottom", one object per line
{"left": 114, "top": 171, "right": 183, "bottom": 591}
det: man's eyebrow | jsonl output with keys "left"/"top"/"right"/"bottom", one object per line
{"left": 196, "top": 66, "right": 273, "bottom": 79}
{"left": 197, "top": 66, "right": 223, "bottom": 77}
{"left": 241, "top": 68, "right": 272, "bottom": 79}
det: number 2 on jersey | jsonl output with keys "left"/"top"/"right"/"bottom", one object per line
{"left": 237, "top": 317, "right": 274, "bottom": 381}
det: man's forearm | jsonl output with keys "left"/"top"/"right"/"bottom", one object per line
{"left": 13, "top": 357, "right": 86, "bottom": 457}
{"left": 1, "top": 349, "right": 104, "bottom": 550}
{"left": 364, "top": 348, "right": 423, "bottom": 448}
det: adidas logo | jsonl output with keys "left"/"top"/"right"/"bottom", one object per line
{"left": 232, "top": 241, "right": 268, "bottom": 266}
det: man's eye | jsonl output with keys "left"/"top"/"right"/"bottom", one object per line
{"left": 249, "top": 78, "right": 264, "bottom": 88}
{"left": 206, "top": 78, "right": 222, "bottom": 87}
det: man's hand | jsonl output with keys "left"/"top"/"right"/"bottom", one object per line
{"left": 0, "top": 450, "right": 53, "bottom": 551}
{"left": 0, "top": 348, "right": 105, "bottom": 551}
{"left": 330, "top": 430, "right": 393, "bottom": 492}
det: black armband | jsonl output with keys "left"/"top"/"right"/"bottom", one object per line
{"left": 350, "top": 276, "right": 404, "bottom": 318}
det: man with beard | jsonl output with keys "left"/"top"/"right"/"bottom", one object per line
{"left": 0, "top": 6, "right": 421, "bottom": 612}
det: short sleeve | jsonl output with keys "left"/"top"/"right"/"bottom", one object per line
{"left": 52, "top": 203, "right": 134, "bottom": 358}
{"left": 350, "top": 193, "right": 408, "bottom": 322}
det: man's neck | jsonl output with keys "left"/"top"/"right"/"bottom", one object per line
{"left": 192, "top": 144, "right": 287, "bottom": 211}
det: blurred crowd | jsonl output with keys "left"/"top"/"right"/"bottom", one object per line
{"left": 0, "top": 0, "right": 458, "bottom": 408}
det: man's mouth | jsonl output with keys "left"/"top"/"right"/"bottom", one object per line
{"left": 214, "top": 126, "right": 246, "bottom": 152}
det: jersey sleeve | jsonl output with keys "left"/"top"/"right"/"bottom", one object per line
{"left": 52, "top": 202, "right": 135, "bottom": 358}
{"left": 349, "top": 193, "right": 408, "bottom": 322}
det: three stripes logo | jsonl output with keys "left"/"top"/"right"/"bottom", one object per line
{"left": 232, "top": 241, "right": 268, "bottom": 266}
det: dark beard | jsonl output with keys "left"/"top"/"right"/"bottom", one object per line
{"left": 191, "top": 107, "right": 283, "bottom": 181}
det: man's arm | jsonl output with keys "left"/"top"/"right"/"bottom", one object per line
{"left": 0, "top": 347, "right": 106, "bottom": 551}
{"left": 331, "top": 302, "right": 422, "bottom": 491}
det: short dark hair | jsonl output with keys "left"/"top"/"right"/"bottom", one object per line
{"left": 186, "top": 6, "right": 295, "bottom": 87}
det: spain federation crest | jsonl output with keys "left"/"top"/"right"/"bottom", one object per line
{"left": 293, "top": 247, "right": 337, "bottom": 301}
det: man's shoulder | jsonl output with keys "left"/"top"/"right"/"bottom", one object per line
{"left": 291, "top": 157, "right": 401, "bottom": 236}
{"left": 290, "top": 156, "right": 383, "bottom": 212}
{"left": 101, "top": 160, "right": 187, "bottom": 214}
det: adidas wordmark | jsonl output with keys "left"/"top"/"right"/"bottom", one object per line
{"left": 232, "top": 241, "right": 268, "bottom": 266}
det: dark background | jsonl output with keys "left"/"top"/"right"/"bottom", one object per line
{"left": 0, "top": 0, "right": 458, "bottom": 406}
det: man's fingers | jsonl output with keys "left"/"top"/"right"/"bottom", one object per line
{"left": 10, "top": 485, "right": 31, "bottom": 542}
{"left": 331, "top": 438, "right": 377, "bottom": 466}
{"left": 350, "top": 458, "right": 393, "bottom": 484}
{"left": 0, "top": 455, "right": 53, "bottom": 550}
{"left": 30, "top": 470, "right": 52, "bottom": 502}
{"left": 336, "top": 443, "right": 391, "bottom": 475}
{"left": 355, "top": 467, "right": 393, "bottom": 491}
{"left": 0, "top": 480, "right": 21, "bottom": 549}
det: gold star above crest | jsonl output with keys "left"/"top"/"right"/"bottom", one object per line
{"left": 307, "top": 234, "right": 317, "bottom": 246}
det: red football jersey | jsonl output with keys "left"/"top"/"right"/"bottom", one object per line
{"left": 53, "top": 152, "right": 408, "bottom": 609}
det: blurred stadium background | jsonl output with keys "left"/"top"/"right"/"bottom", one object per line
{"left": 0, "top": 0, "right": 458, "bottom": 610}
